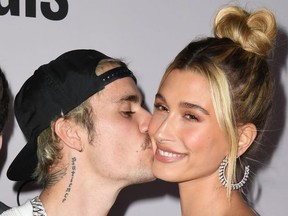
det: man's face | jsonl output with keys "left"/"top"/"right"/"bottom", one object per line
{"left": 84, "top": 76, "right": 155, "bottom": 185}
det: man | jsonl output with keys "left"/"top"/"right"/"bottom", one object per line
{"left": 2, "top": 49, "right": 154, "bottom": 215}
{"left": 0, "top": 69, "right": 10, "bottom": 213}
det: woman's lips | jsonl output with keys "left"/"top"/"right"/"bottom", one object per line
{"left": 154, "top": 147, "right": 186, "bottom": 162}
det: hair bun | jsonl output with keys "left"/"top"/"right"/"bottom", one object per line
{"left": 214, "top": 6, "right": 277, "bottom": 56}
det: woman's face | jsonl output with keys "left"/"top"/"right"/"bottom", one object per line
{"left": 149, "top": 69, "right": 229, "bottom": 183}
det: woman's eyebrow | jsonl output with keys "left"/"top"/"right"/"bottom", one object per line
{"left": 156, "top": 92, "right": 209, "bottom": 115}
{"left": 179, "top": 101, "right": 210, "bottom": 115}
{"left": 155, "top": 93, "right": 166, "bottom": 102}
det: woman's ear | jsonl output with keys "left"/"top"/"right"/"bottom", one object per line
{"left": 237, "top": 123, "right": 257, "bottom": 157}
{"left": 54, "top": 118, "right": 83, "bottom": 152}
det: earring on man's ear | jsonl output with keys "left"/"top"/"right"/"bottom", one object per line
{"left": 79, "top": 144, "right": 84, "bottom": 152}
{"left": 218, "top": 157, "right": 250, "bottom": 190}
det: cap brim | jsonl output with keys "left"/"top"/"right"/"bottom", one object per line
{"left": 7, "top": 138, "right": 37, "bottom": 181}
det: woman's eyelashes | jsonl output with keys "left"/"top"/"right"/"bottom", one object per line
{"left": 154, "top": 102, "right": 200, "bottom": 122}
{"left": 154, "top": 103, "right": 168, "bottom": 112}
{"left": 184, "top": 113, "right": 199, "bottom": 121}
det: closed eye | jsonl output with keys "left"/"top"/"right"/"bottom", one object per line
{"left": 121, "top": 111, "right": 135, "bottom": 118}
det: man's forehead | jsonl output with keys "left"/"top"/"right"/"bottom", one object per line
{"left": 94, "top": 77, "right": 142, "bottom": 103}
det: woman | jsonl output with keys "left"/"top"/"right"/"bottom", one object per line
{"left": 149, "top": 6, "right": 276, "bottom": 215}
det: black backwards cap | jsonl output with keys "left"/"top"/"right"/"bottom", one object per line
{"left": 7, "top": 49, "right": 136, "bottom": 181}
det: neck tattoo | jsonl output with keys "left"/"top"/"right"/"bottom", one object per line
{"left": 62, "top": 157, "right": 77, "bottom": 203}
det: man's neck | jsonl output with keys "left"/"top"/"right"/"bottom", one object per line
{"left": 39, "top": 161, "right": 124, "bottom": 216}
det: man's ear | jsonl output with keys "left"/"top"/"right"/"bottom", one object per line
{"left": 237, "top": 123, "right": 257, "bottom": 157}
{"left": 54, "top": 118, "right": 83, "bottom": 152}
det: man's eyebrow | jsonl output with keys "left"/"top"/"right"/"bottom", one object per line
{"left": 117, "top": 94, "right": 141, "bottom": 103}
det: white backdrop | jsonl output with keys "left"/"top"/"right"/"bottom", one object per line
{"left": 0, "top": 0, "right": 287, "bottom": 215}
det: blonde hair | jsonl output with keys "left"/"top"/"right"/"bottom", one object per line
{"left": 161, "top": 5, "right": 276, "bottom": 199}
{"left": 214, "top": 6, "right": 276, "bottom": 56}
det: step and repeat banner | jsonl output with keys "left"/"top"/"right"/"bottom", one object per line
{"left": 0, "top": 0, "right": 287, "bottom": 215}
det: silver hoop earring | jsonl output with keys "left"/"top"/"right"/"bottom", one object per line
{"left": 219, "top": 157, "right": 249, "bottom": 190}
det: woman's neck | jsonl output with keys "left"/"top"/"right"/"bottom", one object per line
{"left": 178, "top": 174, "right": 255, "bottom": 216}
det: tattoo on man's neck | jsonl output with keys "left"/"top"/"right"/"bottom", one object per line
{"left": 62, "top": 157, "right": 77, "bottom": 203}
